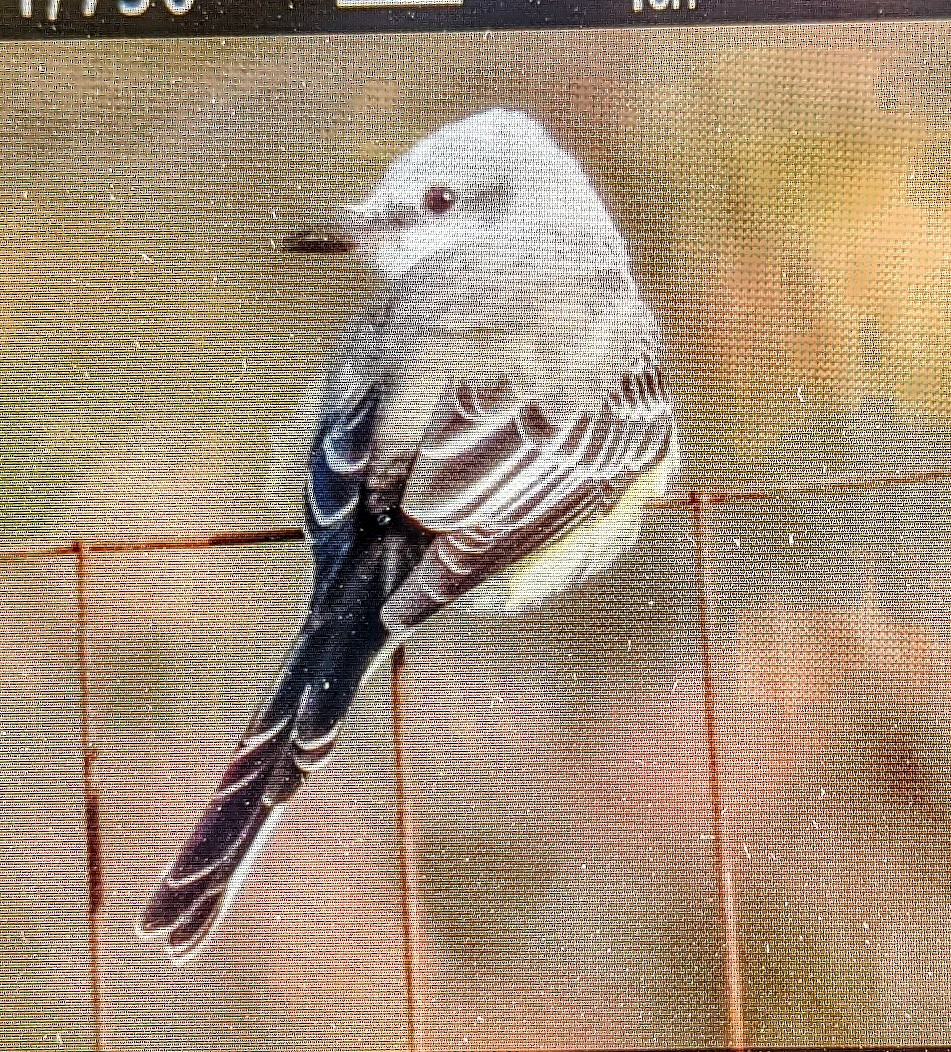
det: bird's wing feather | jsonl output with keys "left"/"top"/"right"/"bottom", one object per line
{"left": 306, "top": 386, "right": 379, "bottom": 530}
{"left": 385, "top": 325, "right": 674, "bottom": 628}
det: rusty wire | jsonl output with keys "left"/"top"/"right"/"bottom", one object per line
{"left": 688, "top": 495, "right": 746, "bottom": 1049}
{"left": 73, "top": 541, "right": 105, "bottom": 1052}
{"left": 3, "top": 465, "right": 951, "bottom": 565}
{"left": 391, "top": 644, "right": 425, "bottom": 1052}
{"left": 7, "top": 465, "right": 951, "bottom": 1051}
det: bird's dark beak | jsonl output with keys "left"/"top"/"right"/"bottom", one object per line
{"left": 281, "top": 212, "right": 375, "bottom": 254}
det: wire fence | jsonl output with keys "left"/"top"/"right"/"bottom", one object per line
{"left": 5, "top": 464, "right": 951, "bottom": 1052}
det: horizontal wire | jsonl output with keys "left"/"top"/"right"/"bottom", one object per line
{"left": 2, "top": 465, "right": 950, "bottom": 564}
{"left": 664, "top": 466, "right": 951, "bottom": 509}
{"left": 0, "top": 526, "right": 305, "bottom": 563}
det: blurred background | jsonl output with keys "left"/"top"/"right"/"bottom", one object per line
{"left": 2, "top": 21, "right": 951, "bottom": 1050}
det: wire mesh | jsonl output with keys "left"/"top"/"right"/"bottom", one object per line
{"left": 5, "top": 465, "right": 951, "bottom": 1050}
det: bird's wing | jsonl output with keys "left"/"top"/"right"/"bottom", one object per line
{"left": 384, "top": 330, "right": 675, "bottom": 628}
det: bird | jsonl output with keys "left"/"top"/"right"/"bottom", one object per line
{"left": 137, "top": 107, "right": 678, "bottom": 963}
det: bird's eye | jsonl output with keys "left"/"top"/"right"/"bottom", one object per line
{"left": 424, "top": 186, "right": 456, "bottom": 214}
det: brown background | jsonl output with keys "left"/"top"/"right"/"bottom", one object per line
{"left": 2, "top": 23, "right": 951, "bottom": 1049}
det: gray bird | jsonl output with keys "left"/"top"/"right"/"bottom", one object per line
{"left": 137, "top": 108, "right": 678, "bottom": 963}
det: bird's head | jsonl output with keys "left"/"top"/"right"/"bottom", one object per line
{"left": 283, "top": 108, "right": 625, "bottom": 279}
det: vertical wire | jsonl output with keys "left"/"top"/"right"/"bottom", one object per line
{"left": 391, "top": 644, "right": 424, "bottom": 1051}
{"left": 688, "top": 495, "right": 747, "bottom": 1049}
{"left": 74, "top": 540, "right": 105, "bottom": 1052}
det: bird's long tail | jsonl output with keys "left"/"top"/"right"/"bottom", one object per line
{"left": 136, "top": 534, "right": 398, "bottom": 964}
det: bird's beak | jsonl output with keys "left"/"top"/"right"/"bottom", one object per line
{"left": 281, "top": 211, "right": 377, "bottom": 254}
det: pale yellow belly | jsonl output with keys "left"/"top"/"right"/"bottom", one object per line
{"left": 360, "top": 450, "right": 678, "bottom": 696}
{"left": 499, "top": 451, "right": 676, "bottom": 612}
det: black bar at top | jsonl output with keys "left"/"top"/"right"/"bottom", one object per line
{"left": 5, "top": 0, "right": 951, "bottom": 40}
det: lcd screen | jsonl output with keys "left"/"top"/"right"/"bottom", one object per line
{"left": 2, "top": 17, "right": 950, "bottom": 1052}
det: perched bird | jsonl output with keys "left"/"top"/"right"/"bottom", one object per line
{"left": 137, "top": 108, "right": 677, "bottom": 963}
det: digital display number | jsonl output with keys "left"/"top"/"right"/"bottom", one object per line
{"left": 19, "top": 0, "right": 193, "bottom": 16}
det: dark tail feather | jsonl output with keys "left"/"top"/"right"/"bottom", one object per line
{"left": 139, "top": 495, "right": 430, "bottom": 963}
{"left": 137, "top": 567, "right": 390, "bottom": 963}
